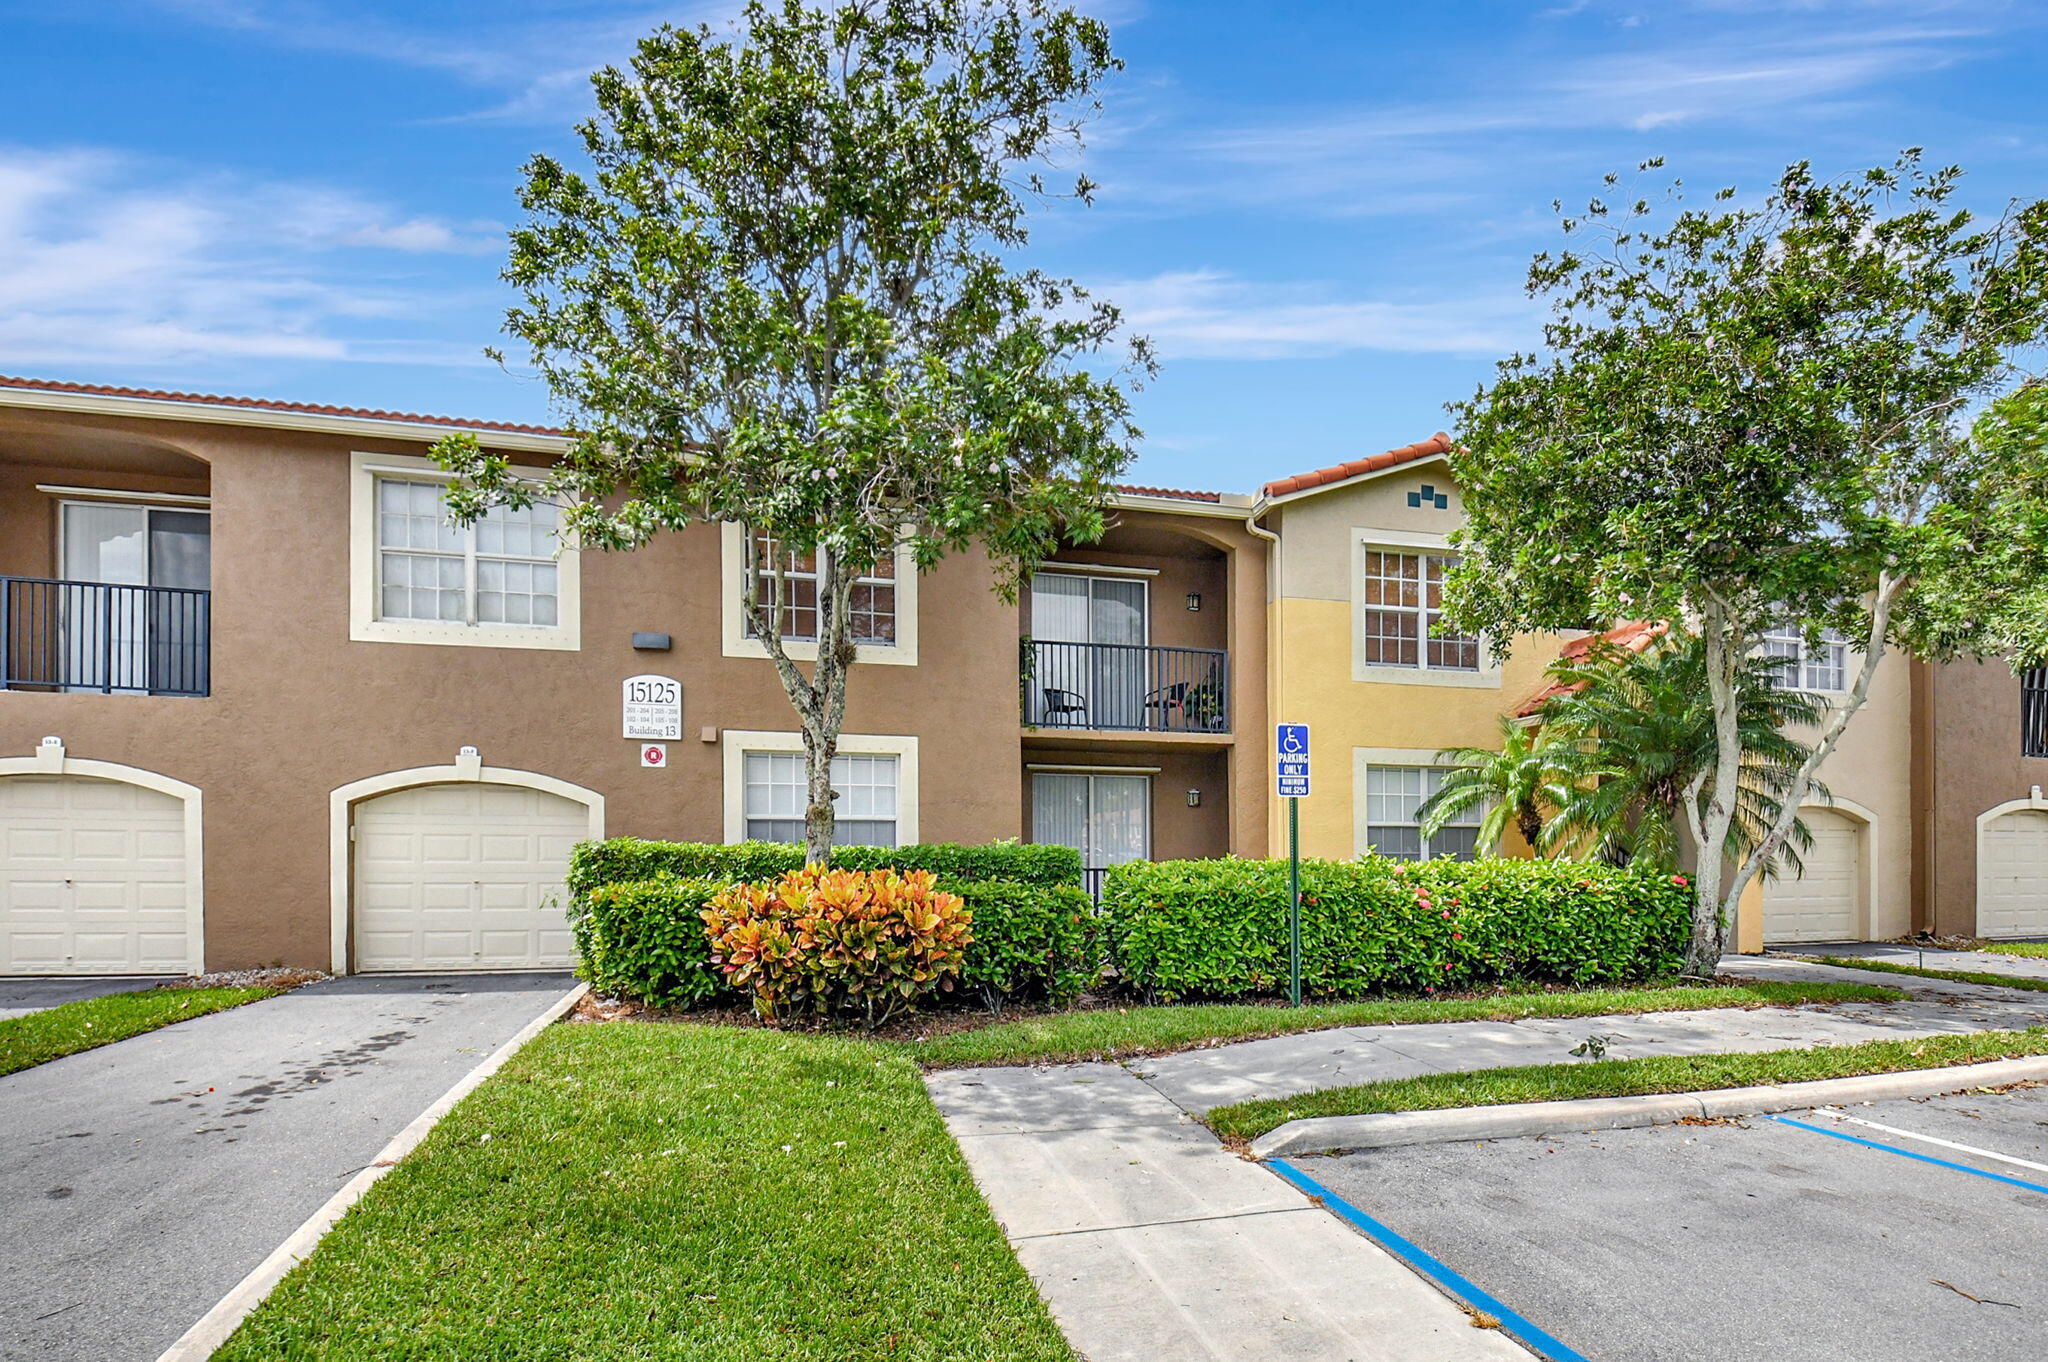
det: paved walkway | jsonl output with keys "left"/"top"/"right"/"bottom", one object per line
{"left": 1792, "top": 940, "right": 2048, "bottom": 983}
{"left": 1135, "top": 956, "right": 2048, "bottom": 1114}
{"left": 0, "top": 971, "right": 576, "bottom": 1362}
{"left": 926, "top": 1062, "right": 1533, "bottom": 1361}
{"left": 928, "top": 955, "right": 2048, "bottom": 1362}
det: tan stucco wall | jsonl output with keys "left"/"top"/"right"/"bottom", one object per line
{"left": 0, "top": 407, "right": 1033, "bottom": 970}
{"left": 1738, "top": 648, "right": 1916, "bottom": 946}
{"left": 1918, "top": 656, "right": 2048, "bottom": 936}
{"left": 1261, "top": 461, "right": 1566, "bottom": 859}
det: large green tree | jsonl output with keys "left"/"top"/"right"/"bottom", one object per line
{"left": 434, "top": 0, "right": 1150, "bottom": 864}
{"left": 1447, "top": 153, "right": 2048, "bottom": 974}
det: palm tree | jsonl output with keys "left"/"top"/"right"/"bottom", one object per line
{"left": 1535, "top": 630, "right": 1826, "bottom": 871}
{"left": 1417, "top": 713, "right": 1569, "bottom": 856}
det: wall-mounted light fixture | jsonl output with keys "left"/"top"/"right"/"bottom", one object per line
{"left": 1186, "top": 788, "right": 1201, "bottom": 808}
{"left": 1185, "top": 591, "right": 1202, "bottom": 612}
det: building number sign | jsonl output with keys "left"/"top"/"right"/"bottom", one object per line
{"left": 622, "top": 674, "right": 683, "bottom": 741}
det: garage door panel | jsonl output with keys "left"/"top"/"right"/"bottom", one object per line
{"left": 351, "top": 782, "right": 584, "bottom": 972}
{"left": 1980, "top": 810, "right": 2048, "bottom": 937}
{"left": 1765, "top": 809, "right": 1864, "bottom": 943}
{"left": 1, "top": 776, "right": 191, "bottom": 975}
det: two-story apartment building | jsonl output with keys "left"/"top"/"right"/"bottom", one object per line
{"left": 0, "top": 377, "right": 1265, "bottom": 976}
{"left": 4, "top": 374, "right": 2045, "bottom": 979}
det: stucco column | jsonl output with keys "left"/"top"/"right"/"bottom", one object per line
{"left": 1733, "top": 878, "right": 1766, "bottom": 954}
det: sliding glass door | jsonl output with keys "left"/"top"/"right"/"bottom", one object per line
{"left": 1032, "top": 771, "right": 1151, "bottom": 895}
{"left": 59, "top": 503, "right": 210, "bottom": 693}
{"left": 1028, "top": 572, "right": 1148, "bottom": 728}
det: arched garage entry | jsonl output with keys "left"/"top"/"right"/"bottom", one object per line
{"left": 1762, "top": 799, "right": 1875, "bottom": 944}
{"left": 1977, "top": 797, "right": 2048, "bottom": 939}
{"left": 330, "top": 754, "right": 602, "bottom": 974}
{"left": 0, "top": 741, "right": 204, "bottom": 975}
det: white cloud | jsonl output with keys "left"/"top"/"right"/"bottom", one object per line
{"left": 1102, "top": 270, "right": 1534, "bottom": 361}
{"left": 0, "top": 146, "right": 497, "bottom": 370}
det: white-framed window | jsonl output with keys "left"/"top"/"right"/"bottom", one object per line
{"left": 748, "top": 530, "right": 897, "bottom": 645}
{"left": 1362, "top": 764, "right": 1483, "bottom": 861}
{"left": 1359, "top": 549, "right": 1480, "bottom": 671}
{"left": 742, "top": 751, "right": 900, "bottom": 847}
{"left": 720, "top": 523, "right": 918, "bottom": 666}
{"left": 721, "top": 730, "right": 920, "bottom": 846}
{"left": 348, "top": 451, "right": 580, "bottom": 651}
{"left": 1762, "top": 622, "right": 1848, "bottom": 692}
{"left": 376, "top": 478, "right": 561, "bottom": 628}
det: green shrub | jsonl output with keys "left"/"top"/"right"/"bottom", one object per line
{"left": 572, "top": 875, "right": 727, "bottom": 1009}
{"left": 703, "top": 868, "right": 972, "bottom": 1028}
{"left": 1101, "top": 856, "right": 1690, "bottom": 1001}
{"left": 568, "top": 837, "right": 1083, "bottom": 900}
{"left": 951, "top": 880, "right": 1098, "bottom": 1010}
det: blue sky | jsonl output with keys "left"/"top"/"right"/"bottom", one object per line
{"left": 4, "top": 1, "right": 2044, "bottom": 493}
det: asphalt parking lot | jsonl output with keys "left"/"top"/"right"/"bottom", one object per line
{"left": 1281, "top": 1084, "right": 2048, "bottom": 1362}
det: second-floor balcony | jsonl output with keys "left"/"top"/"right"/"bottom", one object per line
{"left": 1, "top": 577, "right": 211, "bottom": 698}
{"left": 1022, "top": 638, "right": 1230, "bottom": 734}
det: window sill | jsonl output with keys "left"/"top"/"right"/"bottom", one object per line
{"left": 1349, "top": 664, "right": 1502, "bottom": 689}
{"left": 350, "top": 619, "right": 581, "bottom": 652}
{"left": 722, "top": 635, "right": 917, "bottom": 667}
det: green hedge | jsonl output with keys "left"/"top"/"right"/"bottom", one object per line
{"left": 570, "top": 861, "right": 1098, "bottom": 1013}
{"left": 1101, "top": 856, "right": 1691, "bottom": 1001}
{"left": 567, "top": 838, "right": 1083, "bottom": 900}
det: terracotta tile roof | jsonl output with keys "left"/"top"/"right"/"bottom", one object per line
{"left": 1262, "top": 431, "right": 1453, "bottom": 498}
{"left": 1114, "top": 483, "right": 1223, "bottom": 503}
{"left": 1514, "top": 620, "right": 1669, "bottom": 717}
{"left": 0, "top": 374, "right": 569, "bottom": 437}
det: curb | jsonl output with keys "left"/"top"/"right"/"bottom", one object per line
{"left": 155, "top": 981, "right": 589, "bottom": 1362}
{"left": 1248, "top": 1053, "right": 2048, "bottom": 1160}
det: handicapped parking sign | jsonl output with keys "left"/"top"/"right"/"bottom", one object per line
{"left": 1275, "top": 723, "right": 1310, "bottom": 797}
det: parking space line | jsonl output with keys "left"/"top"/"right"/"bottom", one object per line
{"left": 1824, "top": 1113, "right": 2048, "bottom": 1176}
{"left": 1269, "top": 1158, "right": 1589, "bottom": 1362}
{"left": 1765, "top": 1114, "right": 2048, "bottom": 1196}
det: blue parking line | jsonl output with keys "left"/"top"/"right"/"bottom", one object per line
{"left": 1765, "top": 1114, "right": 2048, "bottom": 1195}
{"left": 1269, "top": 1158, "right": 1590, "bottom": 1362}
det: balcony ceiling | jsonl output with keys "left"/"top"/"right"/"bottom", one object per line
{"left": 0, "top": 416, "right": 211, "bottom": 482}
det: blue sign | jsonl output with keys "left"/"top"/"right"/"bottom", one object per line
{"left": 1276, "top": 723, "right": 1310, "bottom": 797}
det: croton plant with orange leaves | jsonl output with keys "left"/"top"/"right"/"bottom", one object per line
{"left": 703, "top": 867, "right": 973, "bottom": 1029}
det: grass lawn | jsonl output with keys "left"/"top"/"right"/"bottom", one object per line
{"left": 216, "top": 1023, "right": 1074, "bottom": 1362}
{"left": 903, "top": 978, "right": 1902, "bottom": 1068}
{"left": 1807, "top": 955, "right": 2048, "bottom": 994}
{"left": 1981, "top": 941, "right": 2048, "bottom": 959}
{"left": 0, "top": 986, "right": 280, "bottom": 1077}
{"left": 1206, "top": 1027, "right": 2048, "bottom": 1141}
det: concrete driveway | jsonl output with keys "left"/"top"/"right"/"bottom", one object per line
{"left": 1287, "top": 1085, "right": 2048, "bottom": 1362}
{"left": 0, "top": 977, "right": 156, "bottom": 1022}
{"left": 0, "top": 971, "right": 576, "bottom": 1362}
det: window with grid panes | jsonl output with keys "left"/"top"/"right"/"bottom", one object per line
{"left": 748, "top": 531, "right": 896, "bottom": 645}
{"left": 1359, "top": 549, "right": 1480, "bottom": 671}
{"left": 742, "top": 752, "right": 898, "bottom": 846}
{"left": 1761, "top": 622, "right": 1848, "bottom": 692}
{"left": 1363, "top": 765, "right": 1484, "bottom": 860}
{"left": 376, "top": 478, "right": 560, "bottom": 628}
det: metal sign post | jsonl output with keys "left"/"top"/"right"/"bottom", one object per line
{"left": 1276, "top": 724, "right": 1310, "bottom": 1007}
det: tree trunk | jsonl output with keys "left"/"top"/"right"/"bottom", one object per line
{"left": 1686, "top": 599, "right": 1747, "bottom": 977}
{"left": 1517, "top": 804, "right": 1545, "bottom": 853}
{"left": 803, "top": 726, "right": 838, "bottom": 867}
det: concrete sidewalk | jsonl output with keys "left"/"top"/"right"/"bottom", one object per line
{"left": 1131, "top": 955, "right": 2048, "bottom": 1114}
{"left": 926, "top": 1062, "right": 1533, "bottom": 1361}
{"left": 1792, "top": 940, "right": 2048, "bottom": 983}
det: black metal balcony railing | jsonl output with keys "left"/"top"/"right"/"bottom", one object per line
{"left": 1, "top": 577, "right": 211, "bottom": 697}
{"left": 1022, "top": 639, "right": 1229, "bottom": 734}
{"left": 2024, "top": 666, "right": 2048, "bottom": 759}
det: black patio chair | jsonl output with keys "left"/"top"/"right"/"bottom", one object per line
{"left": 1039, "top": 686, "right": 1089, "bottom": 726}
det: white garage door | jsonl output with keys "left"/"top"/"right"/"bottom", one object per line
{"left": 352, "top": 782, "right": 585, "bottom": 972}
{"left": 1, "top": 775, "right": 191, "bottom": 975}
{"left": 1764, "top": 807, "right": 1863, "bottom": 943}
{"left": 1978, "top": 809, "right": 2048, "bottom": 939}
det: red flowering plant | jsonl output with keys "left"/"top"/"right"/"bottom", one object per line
{"left": 703, "top": 867, "right": 972, "bottom": 1029}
